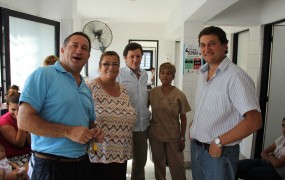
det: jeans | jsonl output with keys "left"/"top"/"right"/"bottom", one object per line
{"left": 191, "top": 140, "right": 239, "bottom": 180}
{"left": 236, "top": 159, "right": 282, "bottom": 180}
{"left": 30, "top": 154, "right": 92, "bottom": 180}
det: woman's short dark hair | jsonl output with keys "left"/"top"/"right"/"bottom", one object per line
{"left": 123, "top": 42, "right": 143, "bottom": 57}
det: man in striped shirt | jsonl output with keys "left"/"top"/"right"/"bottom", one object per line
{"left": 189, "top": 26, "right": 262, "bottom": 180}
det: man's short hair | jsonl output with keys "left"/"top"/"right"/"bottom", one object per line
{"left": 63, "top": 32, "right": 91, "bottom": 52}
{"left": 123, "top": 42, "right": 143, "bottom": 57}
{"left": 198, "top": 26, "right": 229, "bottom": 54}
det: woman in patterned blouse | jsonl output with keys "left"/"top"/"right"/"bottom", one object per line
{"left": 88, "top": 51, "right": 137, "bottom": 180}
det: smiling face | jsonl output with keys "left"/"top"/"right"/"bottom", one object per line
{"left": 199, "top": 34, "right": 228, "bottom": 66}
{"left": 60, "top": 35, "right": 90, "bottom": 74}
{"left": 99, "top": 55, "right": 120, "bottom": 81}
{"left": 124, "top": 49, "right": 142, "bottom": 72}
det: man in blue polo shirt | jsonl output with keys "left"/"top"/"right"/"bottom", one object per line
{"left": 18, "top": 32, "right": 104, "bottom": 180}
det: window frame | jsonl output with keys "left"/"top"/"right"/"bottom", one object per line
{"left": 0, "top": 7, "right": 60, "bottom": 102}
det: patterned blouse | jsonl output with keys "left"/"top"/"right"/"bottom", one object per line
{"left": 88, "top": 80, "right": 136, "bottom": 163}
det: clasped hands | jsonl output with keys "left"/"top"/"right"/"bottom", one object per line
{"left": 68, "top": 126, "right": 104, "bottom": 144}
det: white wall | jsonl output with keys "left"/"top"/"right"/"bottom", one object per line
{"left": 0, "top": 0, "right": 39, "bottom": 15}
{"left": 261, "top": 0, "right": 285, "bottom": 25}
{"left": 182, "top": 22, "right": 204, "bottom": 163}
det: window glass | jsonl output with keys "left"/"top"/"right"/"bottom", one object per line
{"left": 141, "top": 50, "right": 153, "bottom": 70}
{"left": 9, "top": 16, "right": 56, "bottom": 89}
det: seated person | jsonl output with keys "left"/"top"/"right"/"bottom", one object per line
{"left": 0, "top": 85, "right": 31, "bottom": 169}
{"left": 0, "top": 144, "right": 26, "bottom": 180}
{"left": 236, "top": 117, "right": 285, "bottom": 180}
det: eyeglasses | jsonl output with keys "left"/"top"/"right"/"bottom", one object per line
{"left": 101, "top": 62, "right": 119, "bottom": 67}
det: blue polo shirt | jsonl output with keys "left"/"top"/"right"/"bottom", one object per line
{"left": 20, "top": 61, "right": 95, "bottom": 158}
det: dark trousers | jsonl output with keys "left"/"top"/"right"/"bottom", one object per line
{"left": 236, "top": 159, "right": 282, "bottom": 180}
{"left": 131, "top": 130, "right": 148, "bottom": 180}
{"left": 30, "top": 154, "right": 92, "bottom": 180}
{"left": 90, "top": 161, "right": 127, "bottom": 180}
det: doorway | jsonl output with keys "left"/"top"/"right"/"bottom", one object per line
{"left": 257, "top": 21, "right": 285, "bottom": 157}
{"left": 263, "top": 23, "right": 285, "bottom": 148}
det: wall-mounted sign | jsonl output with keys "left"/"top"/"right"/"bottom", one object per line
{"left": 184, "top": 45, "right": 201, "bottom": 73}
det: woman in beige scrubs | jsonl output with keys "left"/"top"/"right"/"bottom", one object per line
{"left": 149, "top": 62, "right": 191, "bottom": 180}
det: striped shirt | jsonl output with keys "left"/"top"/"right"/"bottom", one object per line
{"left": 190, "top": 57, "right": 260, "bottom": 145}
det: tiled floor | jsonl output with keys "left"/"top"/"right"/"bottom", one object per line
{"left": 126, "top": 150, "right": 193, "bottom": 180}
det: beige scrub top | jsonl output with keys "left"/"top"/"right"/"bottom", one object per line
{"left": 149, "top": 86, "right": 191, "bottom": 142}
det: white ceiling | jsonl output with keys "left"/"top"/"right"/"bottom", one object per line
{"left": 77, "top": 0, "right": 179, "bottom": 23}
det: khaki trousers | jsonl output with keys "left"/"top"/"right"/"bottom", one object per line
{"left": 149, "top": 138, "right": 186, "bottom": 180}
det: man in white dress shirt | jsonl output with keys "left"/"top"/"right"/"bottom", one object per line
{"left": 117, "top": 42, "right": 151, "bottom": 180}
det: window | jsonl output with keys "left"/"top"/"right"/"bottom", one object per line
{"left": 0, "top": 8, "right": 59, "bottom": 101}
{"left": 141, "top": 50, "right": 153, "bottom": 70}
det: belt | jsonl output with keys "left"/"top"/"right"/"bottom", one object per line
{"left": 193, "top": 139, "right": 210, "bottom": 150}
{"left": 34, "top": 152, "right": 87, "bottom": 163}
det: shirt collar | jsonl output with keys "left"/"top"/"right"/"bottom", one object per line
{"left": 200, "top": 56, "right": 230, "bottom": 73}
{"left": 52, "top": 61, "right": 84, "bottom": 87}
{"left": 54, "top": 61, "right": 67, "bottom": 73}
{"left": 125, "top": 65, "right": 141, "bottom": 75}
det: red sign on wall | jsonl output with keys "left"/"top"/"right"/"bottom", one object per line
{"left": 194, "top": 58, "right": 201, "bottom": 69}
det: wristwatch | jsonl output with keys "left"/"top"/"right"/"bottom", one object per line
{"left": 214, "top": 137, "right": 222, "bottom": 147}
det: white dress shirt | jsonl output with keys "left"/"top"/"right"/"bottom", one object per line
{"left": 117, "top": 66, "right": 151, "bottom": 132}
